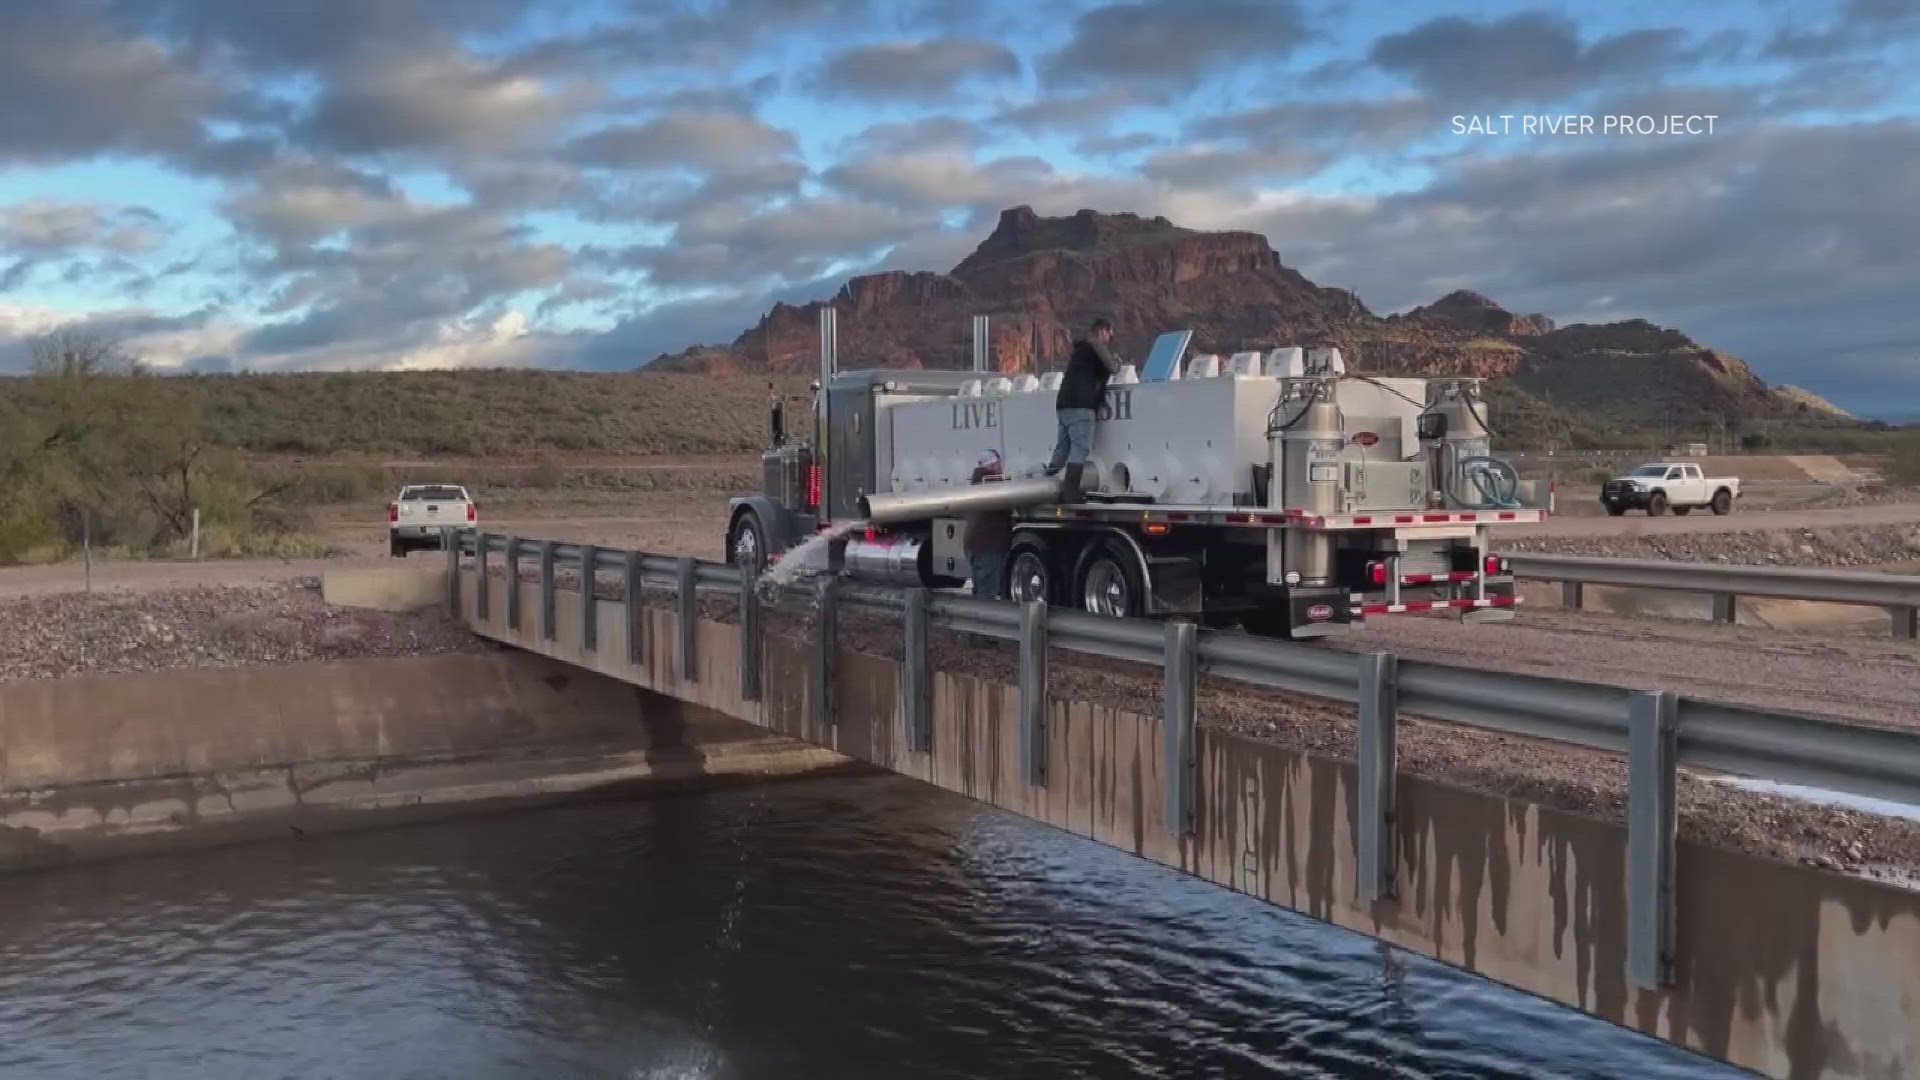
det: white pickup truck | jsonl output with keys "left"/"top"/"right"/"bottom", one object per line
{"left": 388, "top": 484, "right": 476, "bottom": 556}
{"left": 1600, "top": 462, "right": 1739, "bottom": 517}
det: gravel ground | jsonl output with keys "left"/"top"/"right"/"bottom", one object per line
{"left": 0, "top": 580, "right": 489, "bottom": 684}
{"left": 1506, "top": 522, "right": 1920, "bottom": 567}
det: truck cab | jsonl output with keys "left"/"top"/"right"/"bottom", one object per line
{"left": 1601, "top": 463, "right": 1738, "bottom": 517}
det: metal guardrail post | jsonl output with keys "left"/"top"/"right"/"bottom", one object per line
{"left": 1019, "top": 600, "right": 1049, "bottom": 786}
{"left": 1890, "top": 606, "right": 1918, "bottom": 640}
{"left": 677, "top": 556, "right": 698, "bottom": 683}
{"left": 624, "top": 550, "right": 644, "bottom": 665}
{"left": 1711, "top": 593, "right": 1737, "bottom": 625}
{"left": 1162, "top": 620, "right": 1197, "bottom": 837}
{"left": 1561, "top": 581, "right": 1583, "bottom": 611}
{"left": 504, "top": 539, "right": 522, "bottom": 632}
{"left": 538, "top": 540, "right": 557, "bottom": 641}
{"left": 474, "top": 532, "right": 491, "bottom": 620}
{"left": 444, "top": 529, "right": 462, "bottom": 617}
{"left": 740, "top": 572, "right": 762, "bottom": 702}
{"left": 1628, "top": 689, "right": 1679, "bottom": 989}
{"left": 1357, "top": 651, "right": 1399, "bottom": 900}
{"left": 579, "top": 545, "right": 599, "bottom": 652}
{"left": 904, "top": 589, "right": 932, "bottom": 752}
{"left": 814, "top": 578, "right": 838, "bottom": 727}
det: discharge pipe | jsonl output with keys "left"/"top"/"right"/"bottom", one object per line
{"left": 859, "top": 475, "right": 1063, "bottom": 525}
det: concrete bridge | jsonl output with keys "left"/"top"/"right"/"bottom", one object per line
{"left": 448, "top": 532, "right": 1920, "bottom": 1080}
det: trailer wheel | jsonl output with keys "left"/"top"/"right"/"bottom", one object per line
{"left": 1007, "top": 543, "right": 1057, "bottom": 605}
{"left": 1077, "top": 540, "right": 1146, "bottom": 619}
{"left": 727, "top": 511, "right": 767, "bottom": 575}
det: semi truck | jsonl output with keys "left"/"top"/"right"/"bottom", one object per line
{"left": 724, "top": 312, "right": 1551, "bottom": 639}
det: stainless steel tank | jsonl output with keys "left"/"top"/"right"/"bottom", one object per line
{"left": 858, "top": 475, "right": 1063, "bottom": 526}
{"left": 1271, "top": 378, "right": 1343, "bottom": 586}
{"left": 841, "top": 534, "right": 927, "bottom": 589}
{"left": 1426, "top": 379, "right": 1494, "bottom": 507}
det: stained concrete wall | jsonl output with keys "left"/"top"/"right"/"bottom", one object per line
{"left": 467, "top": 574, "right": 1920, "bottom": 1080}
{"left": 0, "top": 651, "right": 851, "bottom": 871}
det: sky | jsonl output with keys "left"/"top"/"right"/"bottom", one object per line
{"left": 1, "top": 0, "right": 1917, "bottom": 414}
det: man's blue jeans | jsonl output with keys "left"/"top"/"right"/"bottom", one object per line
{"left": 969, "top": 551, "right": 1007, "bottom": 601}
{"left": 1048, "top": 408, "right": 1096, "bottom": 471}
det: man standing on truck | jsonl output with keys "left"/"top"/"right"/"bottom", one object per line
{"left": 965, "top": 450, "right": 1011, "bottom": 601}
{"left": 1046, "top": 316, "right": 1121, "bottom": 502}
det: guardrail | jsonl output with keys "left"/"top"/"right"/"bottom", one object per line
{"left": 1504, "top": 552, "right": 1920, "bottom": 638}
{"left": 450, "top": 530, "right": 1920, "bottom": 993}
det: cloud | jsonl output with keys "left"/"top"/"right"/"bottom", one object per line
{"left": 843, "top": 117, "right": 992, "bottom": 155}
{"left": 0, "top": 3, "right": 224, "bottom": 162}
{"left": 1370, "top": 12, "right": 1700, "bottom": 100}
{"left": 597, "top": 196, "right": 935, "bottom": 291}
{"left": 1766, "top": 0, "right": 1920, "bottom": 59}
{"left": 992, "top": 91, "right": 1149, "bottom": 137}
{"left": 567, "top": 111, "right": 800, "bottom": 171}
{"left": 0, "top": 200, "right": 167, "bottom": 257}
{"left": 1074, "top": 132, "right": 1165, "bottom": 157}
{"left": 299, "top": 46, "right": 591, "bottom": 155}
{"left": 1138, "top": 146, "right": 1328, "bottom": 185}
{"left": 1187, "top": 96, "right": 1444, "bottom": 153}
{"left": 1041, "top": 0, "right": 1308, "bottom": 91}
{"left": 811, "top": 38, "right": 1021, "bottom": 101}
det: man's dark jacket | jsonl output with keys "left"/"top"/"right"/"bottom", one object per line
{"left": 1054, "top": 338, "right": 1121, "bottom": 411}
{"left": 963, "top": 467, "right": 1012, "bottom": 553}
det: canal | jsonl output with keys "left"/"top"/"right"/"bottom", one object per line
{"left": 0, "top": 774, "right": 1739, "bottom": 1079}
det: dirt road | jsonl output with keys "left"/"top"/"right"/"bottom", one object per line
{"left": 1345, "top": 607, "right": 1920, "bottom": 730}
{"left": 1514, "top": 501, "right": 1920, "bottom": 539}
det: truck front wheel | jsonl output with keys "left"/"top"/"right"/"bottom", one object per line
{"left": 1646, "top": 491, "right": 1669, "bottom": 516}
{"left": 727, "top": 512, "right": 768, "bottom": 575}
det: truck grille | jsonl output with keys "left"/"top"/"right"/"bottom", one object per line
{"left": 1603, "top": 481, "right": 1628, "bottom": 499}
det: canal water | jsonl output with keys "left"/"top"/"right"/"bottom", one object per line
{"left": 0, "top": 775, "right": 1737, "bottom": 1079}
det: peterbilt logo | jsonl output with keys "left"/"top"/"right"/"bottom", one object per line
{"left": 1306, "top": 604, "right": 1334, "bottom": 621}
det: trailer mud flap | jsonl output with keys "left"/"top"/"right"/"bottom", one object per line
{"left": 1146, "top": 556, "right": 1203, "bottom": 616}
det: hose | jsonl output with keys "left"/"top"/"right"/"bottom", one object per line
{"left": 1451, "top": 455, "right": 1522, "bottom": 509}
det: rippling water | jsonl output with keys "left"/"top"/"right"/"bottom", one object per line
{"left": 0, "top": 775, "right": 1736, "bottom": 1079}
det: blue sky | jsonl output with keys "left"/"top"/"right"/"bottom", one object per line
{"left": 2, "top": 0, "right": 1917, "bottom": 413}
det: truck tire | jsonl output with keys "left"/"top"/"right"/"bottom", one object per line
{"left": 1710, "top": 488, "right": 1733, "bottom": 516}
{"left": 727, "top": 511, "right": 768, "bottom": 575}
{"left": 390, "top": 536, "right": 407, "bottom": 558}
{"left": 1076, "top": 539, "right": 1147, "bottom": 619}
{"left": 1007, "top": 539, "right": 1059, "bottom": 605}
{"left": 1646, "top": 491, "right": 1668, "bottom": 516}
{"left": 1605, "top": 505, "right": 1626, "bottom": 517}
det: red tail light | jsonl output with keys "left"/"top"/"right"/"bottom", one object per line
{"left": 466, "top": 502, "right": 477, "bottom": 523}
{"left": 1367, "top": 561, "right": 1388, "bottom": 587}
{"left": 864, "top": 527, "right": 877, "bottom": 541}
{"left": 1484, "top": 554, "right": 1507, "bottom": 576}
{"left": 806, "top": 465, "right": 821, "bottom": 509}
{"left": 387, "top": 503, "right": 398, "bottom": 523}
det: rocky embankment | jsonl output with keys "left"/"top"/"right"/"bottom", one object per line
{"left": 1506, "top": 523, "right": 1920, "bottom": 567}
{"left": 0, "top": 581, "right": 488, "bottom": 683}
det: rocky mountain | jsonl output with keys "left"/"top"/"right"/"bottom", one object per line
{"left": 649, "top": 205, "right": 1853, "bottom": 441}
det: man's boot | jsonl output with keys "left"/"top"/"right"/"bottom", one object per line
{"left": 1059, "top": 462, "right": 1085, "bottom": 503}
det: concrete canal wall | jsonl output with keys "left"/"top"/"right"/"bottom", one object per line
{"left": 0, "top": 648, "right": 853, "bottom": 872}
{"left": 465, "top": 572, "right": 1920, "bottom": 1080}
